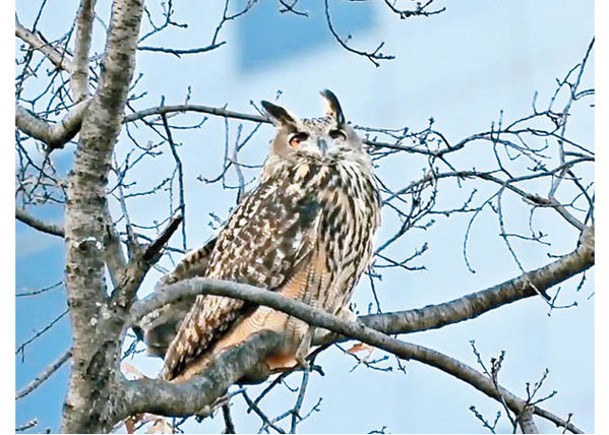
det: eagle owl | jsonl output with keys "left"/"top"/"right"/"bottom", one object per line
{"left": 147, "top": 90, "right": 381, "bottom": 383}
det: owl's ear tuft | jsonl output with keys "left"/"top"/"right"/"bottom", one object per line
{"left": 261, "top": 101, "right": 298, "bottom": 127}
{"left": 320, "top": 89, "right": 345, "bottom": 126}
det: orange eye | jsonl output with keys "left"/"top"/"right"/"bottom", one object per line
{"left": 288, "top": 132, "right": 309, "bottom": 148}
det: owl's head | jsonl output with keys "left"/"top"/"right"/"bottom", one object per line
{"left": 261, "top": 90, "right": 363, "bottom": 158}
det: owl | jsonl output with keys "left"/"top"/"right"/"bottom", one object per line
{"left": 157, "top": 90, "right": 381, "bottom": 383}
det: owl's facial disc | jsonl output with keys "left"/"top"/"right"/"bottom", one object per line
{"left": 286, "top": 119, "right": 347, "bottom": 156}
{"left": 262, "top": 90, "right": 361, "bottom": 157}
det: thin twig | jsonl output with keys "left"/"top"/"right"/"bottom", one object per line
{"left": 16, "top": 349, "right": 72, "bottom": 400}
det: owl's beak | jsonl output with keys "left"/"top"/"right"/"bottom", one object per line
{"left": 317, "top": 138, "right": 328, "bottom": 155}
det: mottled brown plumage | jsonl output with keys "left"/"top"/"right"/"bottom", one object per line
{"left": 133, "top": 237, "right": 217, "bottom": 357}
{"left": 160, "top": 90, "right": 381, "bottom": 382}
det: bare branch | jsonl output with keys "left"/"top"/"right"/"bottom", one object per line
{"left": 518, "top": 407, "right": 540, "bottom": 434}
{"left": 16, "top": 308, "right": 69, "bottom": 357}
{"left": 126, "top": 272, "right": 585, "bottom": 433}
{"left": 110, "top": 214, "right": 184, "bottom": 311}
{"left": 101, "top": 203, "right": 127, "bottom": 288}
{"left": 16, "top": 419, "right": 39, "bottom": 432}
{"left": 124, "top": 103, "right": 268, "bottom": 124}
{"left": 16, "top": 281, "right": 64, "bottom": 298}
{"left": 16, "top": 207, "right": 65, "bottom": 237}
{"left": 132, "top": 225, "right": 594, "bottom": 340}
{"left": 117, "top": 331, "right": 283, "bottom": 422}
{"left": 324, "top": 0, "right": 395, "bottom": 67}
{"left": 16, "top": 349, "right": 72, "bottom": 400}
{"left": 278, "top": 0, "right": 309, "bottom": 16}
{"left": 15, "top": 15, "right": 75, "bottom": 72}
{"left": 382, "top": 0, "right": 446, "bottom": 18}
{"left": 221, "top": 403, "right": 236, "bottom": 434}
{"left": 358, "top": 224, "right": 594, "bottom": 337}
{"left": 137, "top": 42, "right": 226, "bottom": 56}
{"left": 71, "top": 0, "right": 96, "bottom": 101}
{"left": 15, "top": 100, "right": 90, "bottom": 150}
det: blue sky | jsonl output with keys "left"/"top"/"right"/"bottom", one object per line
{"left": 14, "top": 1, "right": 596, "bottom": 433}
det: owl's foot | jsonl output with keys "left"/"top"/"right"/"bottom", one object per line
{"left": 294, "top": 327, "right": 314, "bottom": 369}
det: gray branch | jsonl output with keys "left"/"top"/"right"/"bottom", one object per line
{"left": 15, "top": 16, "right": 75, "bottom": 72}
{"left": 71, "top": 0, "right": 96, "bottom": 101}
{"left": 16, "top": 349, "right": 72, "bottom": 400}
{"left": 16, "top": 207, "right": 65, "bottom": 237}
{"left": 354, "top": 224, "right": 594, "bottom": 339}
{"left": 125, "top": 286, "right": 584, "bottom": 433}
{"left": 116, "top": 331, "right": 282, "bottom": 424}
{"left": 130, "top": 225, "right": 594, "bottom": 340}
{"left": 125, "top": 227, "right": 592, "bottom": 432}
{"left": 15, "top": 100, "right": 90, "bottom": 149}
{"left": 102, "top": 202, "right": 127, "bottom": 288}
{"left": 61, "top": 0, "right": 145, "bottom": 432}
{"left": 518, "top": 407, "right": 540, "bottom": 434}
{"left": 124, "top": 103, "right": 268, "bottom": 124}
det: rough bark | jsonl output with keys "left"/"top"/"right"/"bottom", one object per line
{"left": 61, "top": 0, "right": 144, "bottom": 432}
{"left": 116, "top": 331, "right": 283, "bottom": 421}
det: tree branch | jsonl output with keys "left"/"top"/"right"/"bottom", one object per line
{"left": 356, "top": 225, "right": 594, "bottom": 338}
{"left": 110, "top": 214, "right": 183, "bottom": 311}
{"left": 125, "top": 259, "right": 588, "bottom": 433}
{"left": 518, "top": 407, "right": 540, "bottom": 434}
{"left": 15, "top": 419, "right": 39, "bottom": 432}
{"left": 137, "top": 41, "right": 226, "bottom": 56}
{"left": 15, "top": 15, "right": 75, "bottom": 72}
{"left": 15, "top": 100, "right": 90, "bottom": 150}
{"left": 115, "top": 331, "right": 282, "bottom": 423}
{"left": 16, "top": 349, "right": 72, "bottom": 400}
{"left": 62, "top": 0, "right": 145, "bottom": 432}
{"left": 131, "top": 225, "right": 594, "bottom": 341}
{"left": 71, "top": 0, "right": 96, "bottom": 101}
{"left": 101, "top": 202, "right": 127, "bottom": 288}
{"left": 16, "top": 207, "right": 65, "bottom": 237}
{"left": 124, "top": 103, "right": 268, "bottom": 124}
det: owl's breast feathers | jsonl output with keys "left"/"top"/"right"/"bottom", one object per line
{"left": 161, "top": 152, "right": 380, "bottom": 381}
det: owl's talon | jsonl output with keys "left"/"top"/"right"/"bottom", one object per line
{"left": 310, "top": 363, "right": 325, "bottom": 376}
{"left": 296, "top": 355, "right": 310, "bottom": 371}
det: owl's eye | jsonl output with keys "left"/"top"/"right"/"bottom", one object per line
{"left": 288, "top": 132, "right": 309, "bottom": 148}
{"left": 329, "top": 129, "right": 347, "bottom": 141}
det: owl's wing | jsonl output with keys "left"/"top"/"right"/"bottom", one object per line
{"left": 162, "top": 170, "right": 322, "bottom": 380}
{"left": 131, "top": 236, "right": 217, "bottom": 357}
{"left": 157, "top": 236, "right": 218, "bottom": 287}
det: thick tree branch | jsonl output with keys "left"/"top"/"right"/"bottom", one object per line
{"left": 62, "top": 0, "right": 145, "bottom": 432}
{"left": 15, "top": 100, "right": 90, "bottom": 150}
{"left": 115, "top": 331, "right": 282, "bottom": 424}
{"left": 16, "top": 207, "right": 65, "bottom": 237}
{"left": 124, "top": 226, "right": 592, "bottom": 431}
{"left": 71, "top": 0, "right": 96, "bottom": 101}
{"left": 357, "top": 225, "right": 594, "bottom": 337}
{"left": 131, "top": 225, "right": 594, "bottom": 340}
{"left": 518, "top": 407, "right": 540, "bottom": 434}
{"left": 125, "top": 258, "right": 588, "bottom": 433}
